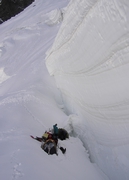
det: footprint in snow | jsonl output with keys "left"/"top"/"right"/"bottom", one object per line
{"left": 11, "top": 149, "right": 24, "bottom": 180}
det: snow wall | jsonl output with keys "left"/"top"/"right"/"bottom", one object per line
{"left": 46, "top": 0, "right": 129, "bottom": 179}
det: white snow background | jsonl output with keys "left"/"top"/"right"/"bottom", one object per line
{"left": 0, "top": 0, "right": 129, "bottom": 180}
{"left": 0, "top": 0, "right": 107, "bottom": 179}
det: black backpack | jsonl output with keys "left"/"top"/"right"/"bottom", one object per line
{"left": 58, "top": 128, "right": 69, "bottom": 140}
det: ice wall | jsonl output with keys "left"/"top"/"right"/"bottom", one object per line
{"left": 46, "top": 0, "right": 129, "bottom": 179}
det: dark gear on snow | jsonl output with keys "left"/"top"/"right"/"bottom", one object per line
{"left": 60, "top": 147, "right": 66, "bottom": 154}
{"left": 58, "top": 128, "right": 69, "bottom": 140}
{"left": 41, "top": 139, "right": 57, "bottom": 155}
{"left": 31, "top": 124, "right": 69, "bottom": 155}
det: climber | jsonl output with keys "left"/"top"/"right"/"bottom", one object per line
{"left": 33, "top": 129, "right": 66, "bottom": 155}
{"left": 53, "top": 124, "right": 59, "bottom": 136}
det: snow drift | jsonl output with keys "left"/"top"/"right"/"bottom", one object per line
{"left": 46, "top": 0, "right": 129, "bottom": 179}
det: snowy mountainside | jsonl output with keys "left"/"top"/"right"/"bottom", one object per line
{"left": 46, "top": 0, "right": 129, "bottom": 179}
{"left": 0, "top": 0, "right": 108, "bottom": 180}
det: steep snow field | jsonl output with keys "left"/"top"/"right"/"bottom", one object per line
{"left": 46, "top": 0, "right": 129, "bottom": 180}
{"left": 0, "top": 0, "right": 108, "bottom": 180}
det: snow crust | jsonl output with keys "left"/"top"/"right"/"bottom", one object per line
{"left": 46, "top": 0, "right": 129, "bottom": 179}
{"left": 0, "top": 0, "right": 108, "bottom": 180}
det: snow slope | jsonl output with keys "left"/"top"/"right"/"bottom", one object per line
{"left": 46, "top": 0, "right": 129, "bottom": 179}
{"left": 0, "top": 0, "right": 108, "bottom": 180}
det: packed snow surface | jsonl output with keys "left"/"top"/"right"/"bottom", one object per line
{"left": 0, "top": 0, "right": 108, "bottom": 180}
{"left": 46, "top": 0, "right": 129, "bottom": 180}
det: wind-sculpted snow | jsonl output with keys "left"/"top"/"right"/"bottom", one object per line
{"left": 46, "top": 0, "right": 129, "bottom": 179}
